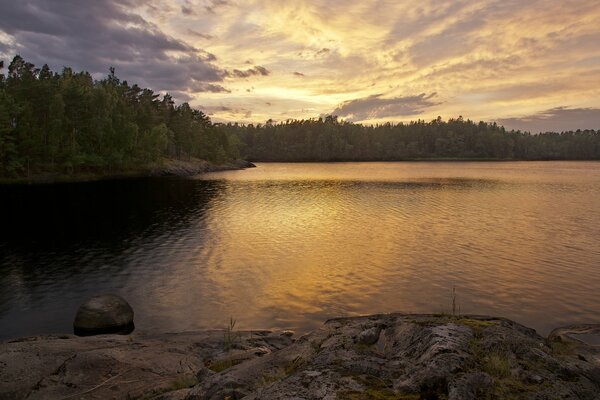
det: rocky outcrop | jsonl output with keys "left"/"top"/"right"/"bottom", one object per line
{"left": 0, "top": 330, "right": 292, "bottom": 400}
{"left": 2, "top": 314, "right": 600, "bottom": 400}
{"left": 0, "top": 158, "right": 255, "bottom": 184}
{"left": 73, "top": 294, "right": 134, "bottom": 336}
{"left": 185, "top": 314, "right": 600, "bottom": 400}
{"left": 153, "top": 158, "right": 255, "bottom": 177}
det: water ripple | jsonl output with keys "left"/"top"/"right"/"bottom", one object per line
{"left": 1, "top": 162, "right": 600, "bottom": 338}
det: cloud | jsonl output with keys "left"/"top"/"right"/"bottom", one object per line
{"left": 186, "top": 29, "right": 214, "bottom": 40}
{"left": 0, "top": 0, "right": 226, "bottom": 94}
{"left": 181, "top": 6, "right": 195, "bottom": 16}
{"left": 2, "top": 0, "right": 600, "bottom": 125}
{"left": 332, "top": 93, "right": 440, "bottom": 122}
{"left": 180, "top": 0, "right": 197, "bottom": 16}
{"left": 202, "top": 104, "right": 253, "bottom": 121}
{"left": 227, "top": 65, "right": 270, "bottom": 78}
{"left": 204, "top": 0, "right": 230, "bottom": 13}
{"left": 499, "top": 107, "right": 600, "bottom": 133}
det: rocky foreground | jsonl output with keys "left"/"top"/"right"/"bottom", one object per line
{"left": 1, "top": 314, "right": 600, "bottom": 400}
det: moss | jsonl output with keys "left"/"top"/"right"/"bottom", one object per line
{"left": 483, "top": 354, "right": 512, "bottom": 378}
{"left": 412, "top": 316, "right": 497, "bottom": 334}
{"left": 337, "top": 374, "right": 429, "bottom": 400}
{"left": 258, "top": 357, "right": 305, "bottom": 388}
{"left": 467, "top": 337, "right": 535, "bottom": 399}
{"left": 167, "top": 375, "right": 199, "bottom": 390}
{"left": 207, "top": 358, "right": 243, "bottom": 372}
{"left": 355, "top": 342, "right": 374, "bottom": 351}
{"left": 455, "top": 318, "right": 496, "bottom": 339}
{"left": 337, "top": 389, "right": 420, "bottom": 400}
{"left": 259, "top": 368, "right": 288, "bottom": 386}
{"left": 457, "top": 319, "right": 497, "bottom": 329}
{"left": 548, "top": 340, "right": 575, "bottom": 356}
{"left": 285, "top": 356, "right": 305, "bottom": 374}
{"left": 140, "top": 375, "right": 199, "bottom": 399}
{"left": 484, "top": 377, "right": 534, "bottom": 400}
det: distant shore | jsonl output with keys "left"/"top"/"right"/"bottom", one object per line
{"left": 245, "top": 158, "right": 600, "bottom": 163}
{"left": 2, "top": 313, "right": 599, "bottom": 399}
{"left": 0, "top": 158, "right": 256, "bottom": 185}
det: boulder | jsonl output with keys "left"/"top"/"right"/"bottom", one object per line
{"left": 73, "top": 294, "right": 134, "bottom": 336}
{"left": 355, "top": 326, "right": 382, "bottom": 345}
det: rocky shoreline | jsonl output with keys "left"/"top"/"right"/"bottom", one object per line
{"left": 150, "top": 158, "right": 256, "bottom": 177}
{"left": 0, "top": 158, "right": 256, "bottom": 184}
{"left": 2, "top": 313, "right": 600, "bottom": 400}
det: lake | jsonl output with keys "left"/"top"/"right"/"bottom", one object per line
{"left": 1, "top": 161, "right": 600, "bottom": 339}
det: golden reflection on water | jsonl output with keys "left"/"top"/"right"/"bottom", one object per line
{"left": 6, "top": 162, "right": 599, "bottom": 339}
{"left": 141, "top": 161, "right": 600, "bottom": 335}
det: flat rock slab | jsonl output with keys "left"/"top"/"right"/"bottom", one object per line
{"left": 3, "top": 315, "right": 600, "bottom": 400}
{"left": 549, "top": 324, "right": 600, "bottom": 347}
{"left": 0, "top": 330, "right": 292, "bottom": 400}
{"left": 186, "top": 314, "right": 600, "bottom": 400}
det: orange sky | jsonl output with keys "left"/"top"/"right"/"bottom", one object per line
{"left": 2, "top": 0, "right": 600, "bottom": 131}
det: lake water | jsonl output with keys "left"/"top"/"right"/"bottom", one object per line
{"left": 1, "top": 161, "right": 600, "bottom": 339}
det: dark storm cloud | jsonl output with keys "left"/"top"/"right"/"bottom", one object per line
{"left": 499, "top": 107, "right": 600, "bottom": 133}
{"left": 227, "top": 65, "right": 270, "bottom": 78}
{"left": 332, "top": 93, "right": 439, "bottom": 121}
{"left": 0, "top": 0, "right": 227, "bottom": 93}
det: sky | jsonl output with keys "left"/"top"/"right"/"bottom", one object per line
{"left": 1, "top": 0, "right": 600, "bottom": 132}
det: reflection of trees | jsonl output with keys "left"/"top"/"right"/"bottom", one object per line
{"left": 0, "top": 178, "right": 223, "bottom": 290}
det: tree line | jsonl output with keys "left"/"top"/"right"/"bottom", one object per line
{"left": 1, "top": 56, "right": 599, "bottom": 178}
{"left": 0, "top": 56, "right": 238, "bottom": 178}
{"left": 218, "top": 116, "right": 600, "bottom": 162}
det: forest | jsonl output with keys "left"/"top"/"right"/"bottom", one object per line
{"left": 1, "top": 55, "right": 599, "bottom": 178}
{"left": 0, "top": 56, "right": 237, "bottom": 178}
{"left": 218, "top": 116, "right": 600, "bottom": 162}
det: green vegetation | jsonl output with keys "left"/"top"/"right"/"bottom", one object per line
{"left": 166, "top": 375, "right": 199, "bottom": 391}
{"left": 0, "top": 56, "right": 239, "bottom": 179}
{"left": 483, "top": 354, "right": 512, "bottom": 378}
{"left": 468, "top": 333, "right": 535, "bottom": 399}
{"left": 338, "top": 374, "right": 422, "bottom": 400}
{"left": 259, "top": 356, "right": 306, "bottom": 387}
{"left": 207, "top": 317, "right": 242, "bottom": 372}
{"left": 548, "top": 340, "right": 576, "bottom": 357}
{"left": 2, "top": 55, "right": 599, "bottom": 180}
{"left": 224, "top": 115, "right": 600, "bottom": 162}
{"left": 224, "top": 317, "right": 240, "bottom": 353}
{"left": 207, "top": 358, "right": 242, "bottom": 373}
{"left": 338, "top": 388, "right": 419, "bottom": 400}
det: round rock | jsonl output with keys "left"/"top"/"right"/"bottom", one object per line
{"left": 73, "top": 294, "right": 134, "bottom": 336}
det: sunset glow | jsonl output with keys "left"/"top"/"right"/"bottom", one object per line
{"left": 2, "top": 0, "right": 600, "bottom": 131}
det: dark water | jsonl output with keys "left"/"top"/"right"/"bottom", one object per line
{"left": 1, "top": 162, "right": 600, "bottom": 339}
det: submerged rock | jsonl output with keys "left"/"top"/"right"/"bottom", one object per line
{"left": 73, "top": 294, "right": 134, "bottom": 336}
